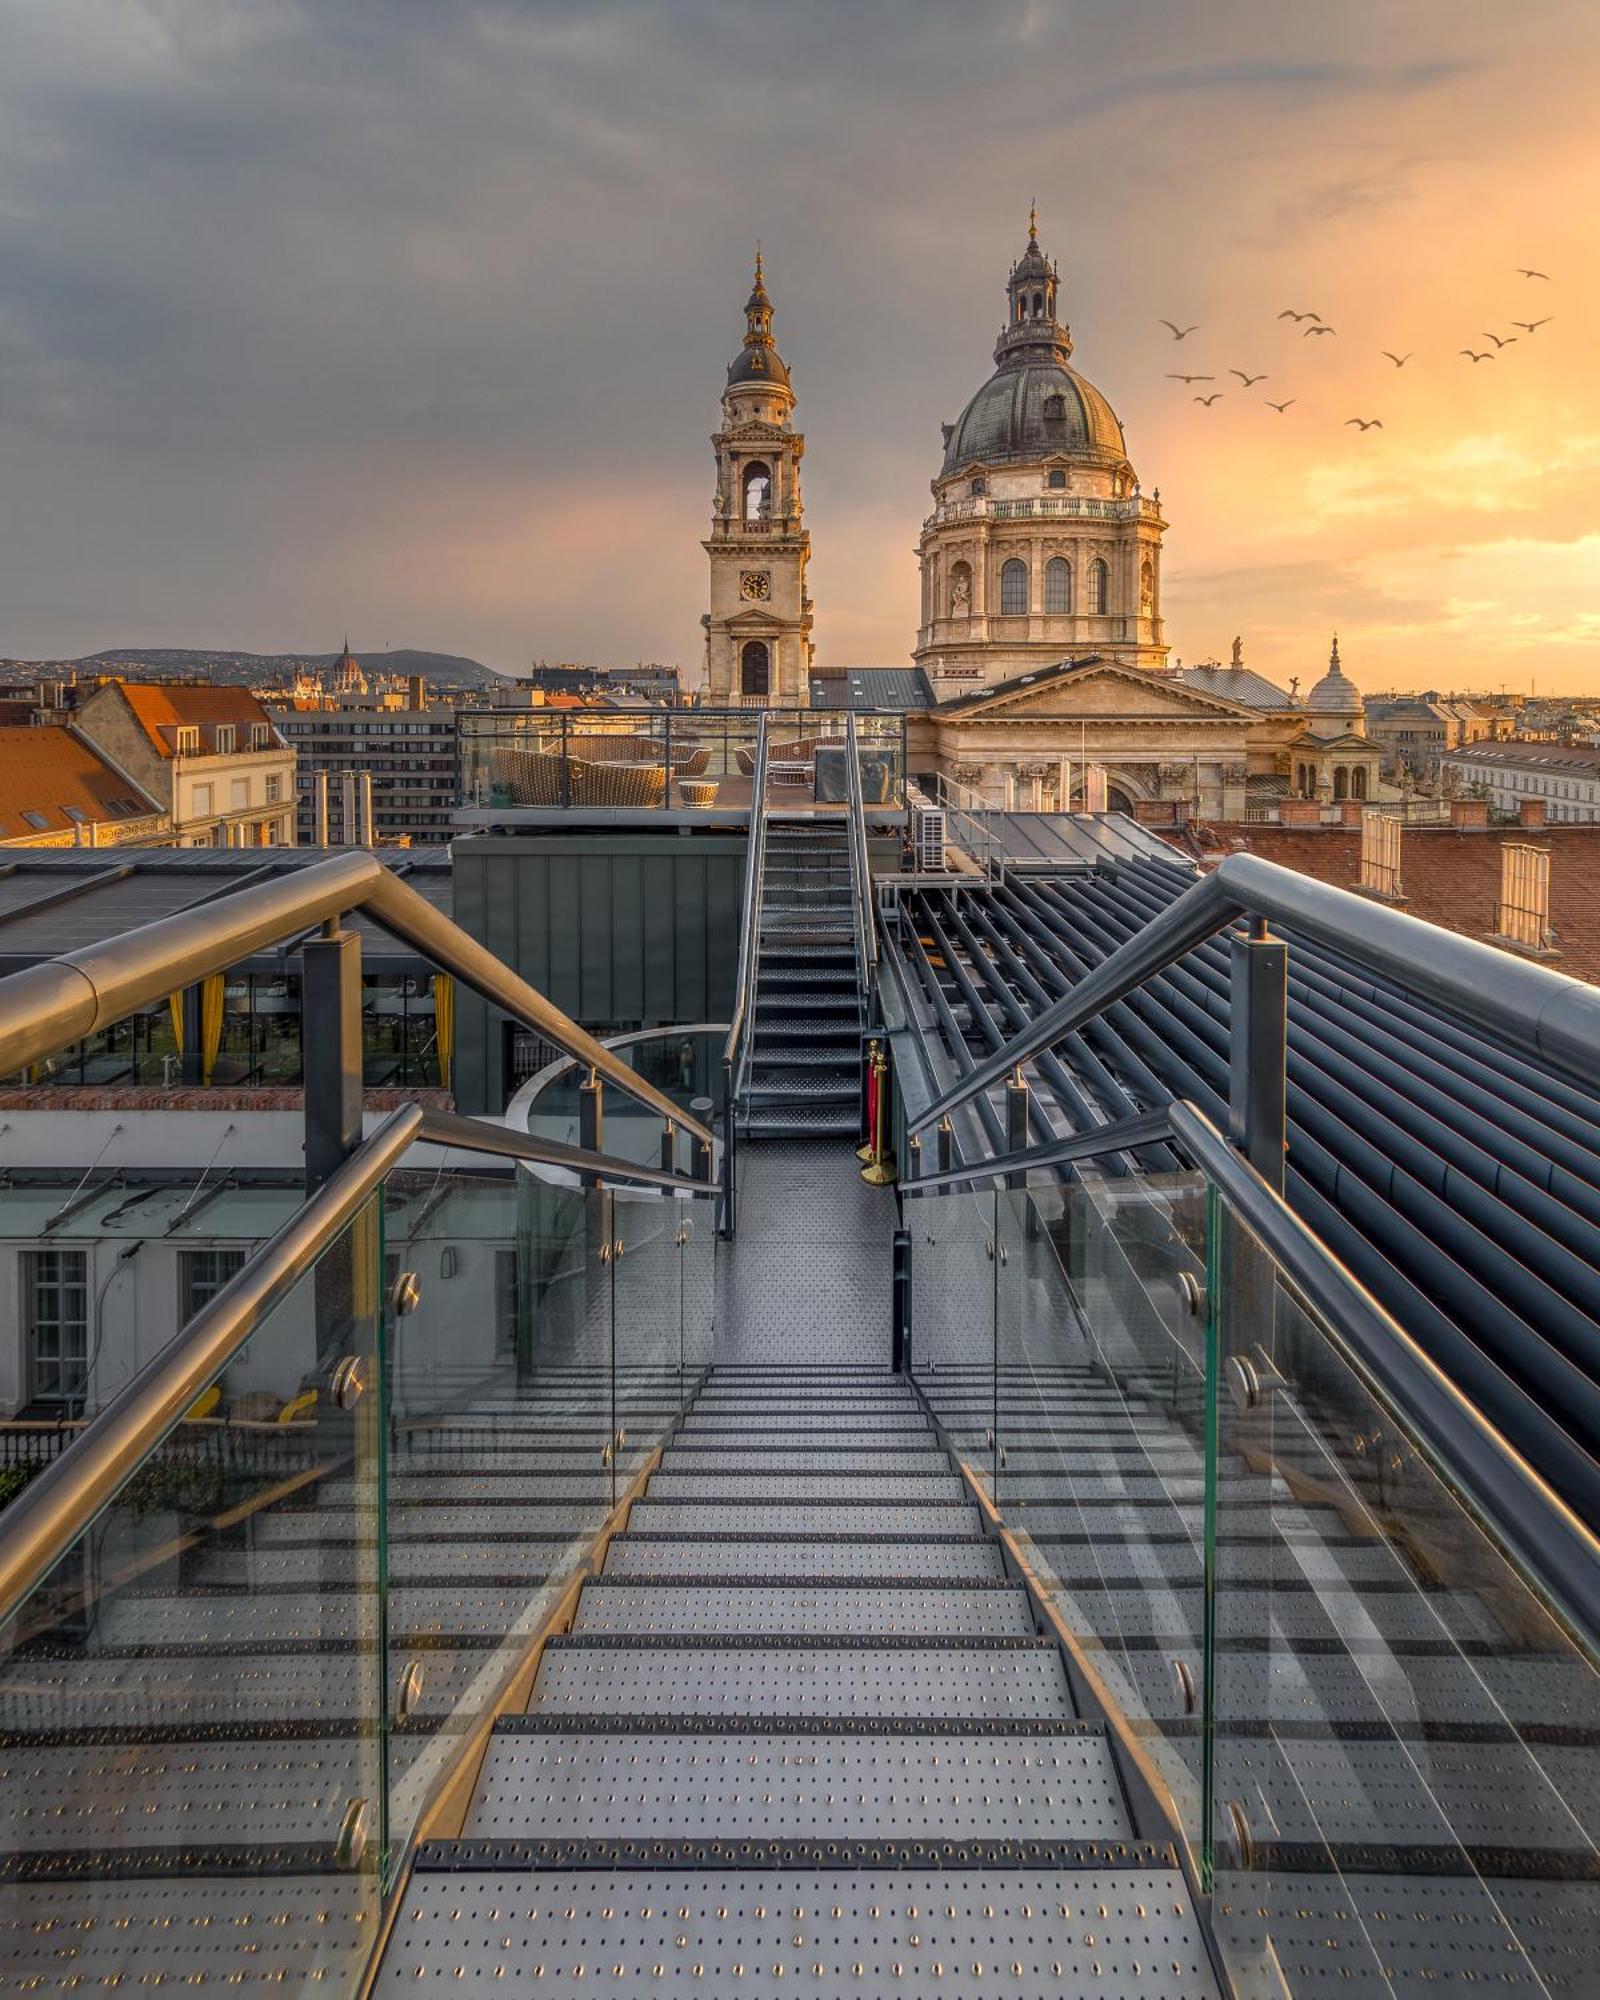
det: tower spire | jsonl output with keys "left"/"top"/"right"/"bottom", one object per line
{"left": 1028, "top": 198, "right": 1038, "bottom": 242}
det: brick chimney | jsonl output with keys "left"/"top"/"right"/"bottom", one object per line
{"left": 1518, "top": 797, "right": 1546, "bottom": 829}
{"left": 1451, "top": 798, "right": 1489, "bottom": 830}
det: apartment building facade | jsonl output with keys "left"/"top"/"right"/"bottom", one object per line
{"left": 73, "top": 682, "right": 295, "bottom": 846}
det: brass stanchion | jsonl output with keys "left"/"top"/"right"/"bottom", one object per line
{"left": 857, "top": 1037, "right": 881, "bottom": 1163}
{"left": 860, "top": 1041, "right": 896, "bottom": 1186}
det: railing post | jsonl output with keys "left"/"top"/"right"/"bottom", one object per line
{"left": 1228, "top": 917, "right": 1287, "bottom": 1194}
{"left": 892, "top": 1227, "right": 912, "bottom": 1375}
{"left": 302, "top": 920, "right": 363, "bottom": 1195}
{"left": 1005, "top": 1066, "right": 1030, "bottom": 1190}
{"left": 663, "top": 712, "right": 673, "bottom": 810}
{"left": 578, "top": 1069, "right": 604, "bottom": 1188}
{"left": 660, "top": 1118, "right": 677, "bottom": 1176}
{"left": 937, "top": 1116, "right": 954, "bottom": 1176}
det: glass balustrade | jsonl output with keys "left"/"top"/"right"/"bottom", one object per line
{"left": 906, "top": 1149, "right": 1600, "bottom": 1994}
{"left": 0, "top": 1196, "right": 387, "bottom": 1990}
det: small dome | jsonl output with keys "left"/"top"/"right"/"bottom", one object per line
{"left": 727, "top": 344, "right": 791, "bottom": 391}
{"left": 1306, "top": 635, "right": 1364, "bottom": 717}
{"left": 942, "top": 359, "right": 1125, "bottom": 473}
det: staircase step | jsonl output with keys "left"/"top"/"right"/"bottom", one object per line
{"left": 748, "top": 1072, "right": 859, "bottom": 1101}
{"left": 746, "top": 1105, "right": 862, "bottom": 1137}
{"left": 465, "top": 1720, "right": 1129, "bottom": 1840}
{"left": 571, "top": 1580, "right": 1035, "bottom": 1637}
{"left": 525, "top": 1636, "right": 1075, "bottom": 1719}
{"left": 602, "top": 1535, "right": 1006, "bottom": 1580}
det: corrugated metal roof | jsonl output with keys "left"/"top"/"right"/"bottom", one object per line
{"left": 961, "top": 810, "right": 1195, "bottom": 871}
{"left": 1175, "top": 663, "right": 1302, "bottom": 712}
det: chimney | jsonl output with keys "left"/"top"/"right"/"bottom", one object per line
{"left": 1496, "top": 842, "right": 1553, "bottom": 953}
{"left": 1359, "top": 808, "right": 1403, "bottom": 900}
{"left": 340, "top": 770, "right": 358, "bottom": 846}
{"left": 1518, "top": 797, "right": 1546, "bottom": 829}
{"left": 1082, "top": 764, "right": 1109, "bottom": 813}
{"left": 359, "top": 770, "right": 375, "bottom": 846}
{"left": 1450, "top": 798, "right": 1489, "bottom": 830}
{"left": 313, "top": 770, "right": 330, "bottom": 848}
{"left": 409, "top": 675, "right": 425, "bottom": 711}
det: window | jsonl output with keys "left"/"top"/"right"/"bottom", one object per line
{"left": 740, "top": 639, "right": 770, "bottom": 699}
{"left": 742, "top": 462, "right": 772, "bottom": 522}
{"left": 1352, "top": 768, "right": 1368, "bottom": 801}
{"left": 1089, "top": 558, "right": 1109, "bottom": 615}
{"left": 250, "top": 723, "right": 270, "bottom": 750}
{"left": 180, "top": 1247, "right": 248, "bottom": 1322}
{"left": 230, "top": 778, "right": 250, "bottom": 809}
{"left": 25, "top": 1250, "right": 88, "bottom": 1406}
{"left": 1334, "top": 767, "right": 1349, "bottom": 801}
{"left": 1000, "top": 558, "right": 1029, "bottom": 616}
{"left": 1044, "top": 557, "right": 1072, "bottom": 615}
{"left": 174, "top": 726, "right": 200, "bottom": 754}
{"left": 191, "top": 783, "right": 213, "bottom": 817}
{"left": 21, "top": 810, "right": 49, "bottom": 830}
{"left": 266, "top": 775, "right": 281, "bottom": 804}
{"left": 214, "top": 725, "right": 236, "bottom": 755}
{"left": 62, "top": 805, "right": 87, "bottom": 824}
{"left": 1047, "top": 469, "right": 1067, "bottom": 489}
{"left": 1043, "top": 396, "right": 1066, "bottom": 423}
{"left": 970, "top": 478, "right": 986, "bottom": 497}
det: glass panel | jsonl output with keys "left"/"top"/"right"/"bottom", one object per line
{"left": 679, "top": 1192, "right": 717, "bottom": 1391}
{"left": 997, "top": 1168, "right": 1211, "bottom": 1857}
{"left": 381, "top": 1168, "right": 612, "bottom": 1859}
{"left": 1210, "top": 1199, "right": 1600, "bottom": 1995}
{"left": 907, "top": 1185, "right": 996, "bottom": 1496}
{"left": 611, "top": 1186, "right": 684, "bottom": 1489}
{"left": 519, "top": 1034, "right": 727, "bottom": 1172}
{"left": 0, "top": 1198, "right": 385, "bottom": 1989}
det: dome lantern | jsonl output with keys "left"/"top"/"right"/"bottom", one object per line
{"left": 727, "top": 244, "right": 792, "bottom": 395}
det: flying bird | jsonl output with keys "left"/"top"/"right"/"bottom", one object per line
{"left": 1345, "top": 417, "right": 1384, "bottom": 431}
{"left": 1266, "top": 399, "right": 1297, "bottom": 413}
{"left": 1230, "top": 370, "right": 1269, "bottom": 387}
{"left": 1166, "top": 373, "right": 1215, "bottom": 383}
{"left": 1304, "top": 324, "right": 1337, "bottom": 337}
{"left": 1517, "top": 268, "right": 1550, "bottom": 279}
{"left": 1459, "top": 349, "right": 1494, "bottom": 362}
{"left": 1382, "top": 351, "right": 1412, "bottom": 367}
{"left": 1512, "top": 317, "right": 1553, "bottom": 332}
{"left": 1483, "top": 331, "right": 1517, "bottom": 348}
{"left": 1160, "top": 320, "right": 1200, "bottom": 339}
{"left": 1192, "top": 393, "right": 1223, "bottom": 406}
{"left": 1278, "top": 309, "right": 1321, "bottom": 321}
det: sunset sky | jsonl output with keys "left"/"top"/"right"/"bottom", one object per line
{"left": 2, "top": 0, "right": 1597, "bottom": 693}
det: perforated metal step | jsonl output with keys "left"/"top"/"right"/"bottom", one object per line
{"left": 627, "top": 1500, "right": 984, "bottom": 1536}
{"left": 526, "top": 1639, "right": 1076, "bottom": 1720}
{"left": 572, "top": 1582, "right": 1035, "bottom": 1638}
{"left": 378, "top": 1867, "right": 1220, "bottom": 1998}
{"left": 646, "top": 1472, "right": 969, "bottom": 1502}
{"left": 467, "top": 1724, "right": 1133, "bottom": 1842}
{"left": 603, "top": 1537, "right": 1006, "bottom": 1582}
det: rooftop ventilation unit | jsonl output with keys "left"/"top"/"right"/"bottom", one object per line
{"left": 905, "top": 787, "right": 947, "bottom": 872}
{"left": 1496, "top": 841, "right": 1555, "bottom": 954}
{"left": 1360, "top": 808, "right": 1403, "bottom": 900}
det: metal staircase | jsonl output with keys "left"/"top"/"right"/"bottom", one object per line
{"left": 378, "top": 1360, "right": 1223, "bottom": 1998}
{"left": 744, "top": 819, "right": 865, "bottom": 1140}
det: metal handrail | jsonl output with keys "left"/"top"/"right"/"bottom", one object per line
{"left": 900, "top": 1091, "right": 1600, "bottom": 1659}
{"left": 909, "top": 848, "right": 1600, "bottom": 1135}
{"left": 843, "top": 714, "right": 877, "bottom": 980}
{"left": 0, "top": 1107, "right": 715, "bottom": 1633}
{"left": 721, "top": 711, "right": 770, "bottom": 1088}
{"left": 0, "top": 849, "right": 713, "bottom": 1149}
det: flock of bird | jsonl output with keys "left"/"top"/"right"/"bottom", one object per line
{"left": 1155, "top": 270, "right": 1555, "bottom": 434}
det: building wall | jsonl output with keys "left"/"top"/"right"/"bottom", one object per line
{"left": 451, "top": 832, "right": 748, "bottom": 1114}
{"left": 1446, "top": 754, "right": 1600, "bottom": 822}
{"left": 272, "top": 706, "right": 461, "bottom": 844}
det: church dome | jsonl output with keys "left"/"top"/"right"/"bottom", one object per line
{"left": 726, "top": 247, "right": 792, "bottom": 393}
{"left": 942, "top": 358, "right": 1125, "bottom": 473}
{"left": 940, "top": 216, "right": 1127, "bottom": 474}
{"left": 1306, "top": 636, "right": 1364, "bottom": 719}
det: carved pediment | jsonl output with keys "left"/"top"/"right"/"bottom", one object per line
{"left": 942, "top": 659, "right": 1259, "bottom": 724}
{"left": 721, "top": 420, "right": 789, "bottom": 444}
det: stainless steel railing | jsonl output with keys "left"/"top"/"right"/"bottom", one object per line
{"left": 720, "top": 714, "right": 771, "bottom": 1232}
{"left": 0, "top": 1106, "right": 711, "bottom": 1634}
{"left": 843, "top": 713, "right": 878, "bottom": 985}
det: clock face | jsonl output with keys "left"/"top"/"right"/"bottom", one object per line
{"left": 740, "top": 571, "right": 772, "bottom": 602}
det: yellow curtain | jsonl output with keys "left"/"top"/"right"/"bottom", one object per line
{"left": 432, "top": 973, "right": 454, "bottom": 1090}
{"left": 200, "top": 974, "right": 225, "bottom": 1086}
{"left": 168, "top": 993, "right": 185, "bottom": 1054}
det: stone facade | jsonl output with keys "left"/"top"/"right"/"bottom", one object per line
{"left": 914, "top": 216, "right": 1167, "bottom": 694}
{"left": 703, "top": 252, "right": 814, "bottom": 707}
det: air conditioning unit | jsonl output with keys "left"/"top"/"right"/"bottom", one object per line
{"left": 911, "top": 802, "right": 947, "bottom": 873}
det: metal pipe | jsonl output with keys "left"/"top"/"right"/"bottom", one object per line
{"left": 415, "top": 1108, "right": 707, "bottom": 1192}
{"left": 1167, "top": 1099, "right": 1600, "bottom": 1657}
{"left": 0, "top": 1104, "right": 425, "bottom": 1633}
{"left": 0, "top": 850, "right": 714, "bottom": 1147}
{"left": 722, "top": 713, "right": 770, "bottom": 1078}
{"left": 905, "top": 1107, "right": 1176, "bottom": 1193}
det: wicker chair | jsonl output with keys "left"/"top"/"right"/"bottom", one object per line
{"left": 489, "top": 747, "right": 579, "bottom": 806}
{"left": 566, "top": 733, "right": 661, "bottom": 765}
{"left": 574, "top": 761, "right": 667, "bottom": 808}
{"left": 674, "top": 746, "right": 712, "bottom": 778}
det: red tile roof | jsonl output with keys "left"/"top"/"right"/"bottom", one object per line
{"left": 0, "top": 725, "right": 157, "bottom": 840}
{"left": 117, "top": 683, "right": 279, "bottom": 758}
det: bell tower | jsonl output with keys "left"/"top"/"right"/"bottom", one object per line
{"left": 703, "top": 249, "right": 814, "bottom": 706}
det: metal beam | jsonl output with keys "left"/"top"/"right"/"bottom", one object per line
{"left": 415, "top": 1109, "right": 708, "bottom": 1192}
{"left": 904, "top": 1107, "right": 1176, "bottom": 1192}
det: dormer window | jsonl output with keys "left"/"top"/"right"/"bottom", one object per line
{"left": 174, "top": 726, "right": 200, "bottom": 755}
{"left": 250, "top": 722, "right": 270, "bottom": 750}
{"left": 1043, "top": 395, "right": 1066, "bottom": 422}
{"left": 213, "top": 724, "right": 236, "bottom": 755}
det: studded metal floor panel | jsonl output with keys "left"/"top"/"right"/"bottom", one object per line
{"left": 572, "top": 1581, "right": 1035, "bottom": 1638}
{"left": 380, "top": 1867, "right": 1218, "bottom": 1998}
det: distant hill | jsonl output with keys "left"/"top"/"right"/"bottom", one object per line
{"left": 65, "top": 645, "right": 507, "bottom": 688}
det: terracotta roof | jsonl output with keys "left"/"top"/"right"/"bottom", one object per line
{"left": 0, "top": 725, "right": 158, "bottom": 840}
{"left": 1196, "top": 823, "right": 1600, "bottom": 983}
{"left": 116, "top": 683, "right": 279, "bottom": 758}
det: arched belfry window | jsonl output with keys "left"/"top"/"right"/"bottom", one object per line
{"left": 1000, "top": 558, "right": 1029, "bottom": 616}
{"left": 1334, "top": 767, "right": 1349, "bottom": 802}
{"left": 740, "top": 640, "right": 770, "bottom": 698}
{"left": 1044, "top": 557, "right": 1072, "bottom": 615}
{"left": 1353, "top": 767, "right": 1368, "bottom": 801}
{"left": 1089, "top": 558, "right": 1109, "bottom": 615}
{"left": 743, "top": 463, "right": 772, "bottom": 522}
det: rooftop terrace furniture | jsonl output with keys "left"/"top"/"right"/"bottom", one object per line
{"left": 487, "top": 746, "right": 580, "bottom": 806}
{"left": 573, "top": 759, "right": 667, "bottom": 808}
